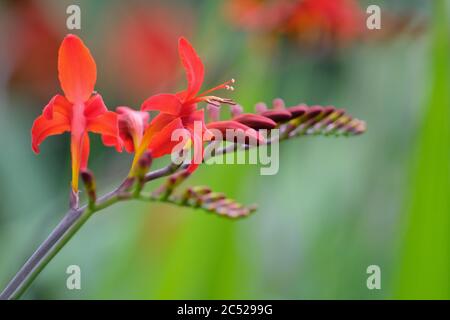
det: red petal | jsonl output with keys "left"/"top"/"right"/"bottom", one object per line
{"left": 43, "top": 94, "right": 72, "bottom": 120}
{"left": 139, "top": 113, "right": 177, "bottom": 148}
{"left": 103, "top": 134, "right": 133, "bottom": 152}
{"left": 80, "top": 132, "right": 90, "bottom": 170}
{"left": 141, "top": 93, "right": 182, "bottom": 115}
{"left": 84, "top": 94, "right": 107, "bottom": 119}
{"left": 87, "top": 111, "right": 121, "bottom": 151}
{"left": 148, "top": 118, "right": 184, "bottom": 158}
{"left": 71, "top": 131, "right": 90, "bottom": 192}
{"left": 178, "top": 37, "right": 204, "bottom": 100}
{"left": 130, "top": 113, "right": 178, "bottom": 174}
{"left": 182, "top": 109, "right": 206, "bottom": 132}
{"left": 58, "top": 34, "right": 96, "bottom": 103}
{"left": 31, "top": 113, "right": 70, "bottom": 153}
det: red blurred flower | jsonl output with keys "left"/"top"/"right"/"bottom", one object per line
{"left": 225, "top": 0, "right": 365, "bottom": 47}
{"left": 31, "top": 35, "right": 121, "bottom": 192}
{"left": 225, "top": 0, "right": 293, "bottom": 32}
{"left": 1, "top": 0, "right": 61, "bottom": 99}
{"left": 129, "top": 37, "right": 261, "bottom": 174}
{"left": 101, "top": 5, "right": 191, "bottom": 103}
{"left": 286, "top": 0, "right": 364, "bottom": 46}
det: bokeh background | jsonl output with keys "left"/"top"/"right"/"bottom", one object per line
{"left": 0, "top": 0, "right": 447, "bottom": 299}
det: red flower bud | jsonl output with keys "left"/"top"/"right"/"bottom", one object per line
{"left": 233, "top": 113, "right": 277, "bottom": 130}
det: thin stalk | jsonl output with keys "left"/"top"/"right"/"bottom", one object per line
{"left": 7, "top": 208, "right": 94, "bottom": 300}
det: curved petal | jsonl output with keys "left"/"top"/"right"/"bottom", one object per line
{"left": 148, "top": 118, "right": 184, "bottom": 158}
{"left": 130, "top": 113, "right": 178, "bottom": 173}
{"left": 138, "top": 113, "right": 177, "bottom": 150}
{"left": 43, "top": 94, "right": 72, "bottom": 120}
{"left": 84, "top": 94, "right": 107, "bottom": 119}
{"left": 87, "top": 111, "right": 121, "bottom": 151}
{"left": 31, "top": 113, "right": 70, "bottom": 153}
{"left": 178, "top": 37, "right": 204, "bottom": 100}
{"left": 58, "top": 34, "right": 96, "bottom": 103}
{"left": 103, "top": 134, "right": 133, "bottom": 153}
{"left": 141, "top": 93, "right": 182, "bottom": 115}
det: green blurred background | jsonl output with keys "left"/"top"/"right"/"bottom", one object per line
{"left": 0, "top": 0, "right": 448, "bottom": 299}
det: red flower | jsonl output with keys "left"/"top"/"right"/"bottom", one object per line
{"left": 225, "top": 0, "right": 365, "bottom": 47}
{"left": 31, "top": 34, "right": 121, "bottom": 192}
{"left": 134, "top": 37, "right": 261, "bottom": 174}
{"left": 286, "top": 0, "right": 364, "bottom": 45}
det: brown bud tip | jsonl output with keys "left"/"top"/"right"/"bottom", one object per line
{"left": 138, "top": 151, "right": 153, "bottom": 169}
{"left": 304, "top": 106, "right": 323, "bottom": 120}
{"left": 261, "top": 109, "right": 292, "bottom": 123}
{"left": 287, "top": 104, "right": 308, "bottom": 118}
{"left": 272, "top": 98, "right": 285, "bottom": 109}
{"left": 321, "top": 106, "right": 336, "bottom": 117}
{"left": 233, "top": 113, "right": 277, "bottom": 130}
{"left": 80, "top": 170, "right": 94, "bottom": 186}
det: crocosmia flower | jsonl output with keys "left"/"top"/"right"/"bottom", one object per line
{"left": 31, "top": 34, "right": 121, "bottom": 192}
{"left": 135, "top": 37, "right": 261, "bottom": 174}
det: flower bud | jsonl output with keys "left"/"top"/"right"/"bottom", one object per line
{"left": 272, "top": 98, "right": 285, "bottom": 109}
{"left": 233, "top": 113, "right": 277, "bottom": 130}
{"left": 207, "top": 104, "right": 220, "bottom": 122}
{"left": 255, "top": 102, "right": 268, "bottom": 113}
{"left": 261, "top": 109, "right": 292, "bottom": 122}
{"left": 81, "top": 170, "right": 96, "bottom": 209}
{"left": 230, "top": 104, "right": 243, "bottom": 117}
{"left": 287, "top": 104, "right": 308, "bottom": 118}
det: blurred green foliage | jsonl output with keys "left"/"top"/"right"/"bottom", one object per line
{"left": 396, "top": 0, "right": 450, "bottom": 299}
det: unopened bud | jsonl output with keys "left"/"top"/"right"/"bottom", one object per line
{"left": 233, "top": 113, "right": 277, "bottom": 130}
{"left": 207, "top": 104, "right": 220, "bottom": 122}
{"left": 261, "top": 109, "right": 292, "bottom": 123}
{"left": 230, "top": 104, "right": 243, "bottom": 117}
{"left": 255, "top": 102, "right": 268, "bottom": 114}
{"left": 287, "top": 104, "right": 308, "bottom": 118}
{"left": 81, "top": 170, "right": 96, "bottom": 209}
{"left": 160, "top": 170, "right": 191, "bottom": 200}
{"left": 272, "top": 98, "right": 285, "bottom": 109}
